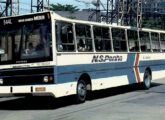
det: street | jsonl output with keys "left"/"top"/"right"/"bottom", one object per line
{"left": 0, "top": 78, "right": 165, "bottom": 120}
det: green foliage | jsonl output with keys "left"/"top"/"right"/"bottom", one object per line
{"left": 142, "top": 16, "right": 165, "bottom": 30}
{"left": 50, "top": 3, "right": 79, "bottom": 12}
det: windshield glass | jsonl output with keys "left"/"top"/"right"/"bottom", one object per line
{"left": 0, "top": 21, "right": 52, "bottom": 65}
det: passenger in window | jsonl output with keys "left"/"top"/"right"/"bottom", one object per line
{"left": 36, "top": 43, "right": 44, "bottom": 51}
{"left": 24, "top": 43, "right": 36, "bottom": 55}
{"left": 141, "top": 45, "right": 147, "bottom": 51}
{"left": 14, "top": 44, "right": 18, "bottom": 53}
{"left": 134, "top": 42, "right": 139, "bottom": 51}
{"left": 28, "top": 43, "right": 35, "bottom": 52}
{"left": 78, "top": 39, "right": 86, "bottom": 51}
{"left": 57, "top": 44, "right": 63, "bottom": 51}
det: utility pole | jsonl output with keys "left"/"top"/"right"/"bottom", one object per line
{"left": 96, "top": 0, "right": 100, "bottom": 22}
{"left": 125, "top": 0, "right": 135, "bottom": 26}
{"left": 107, "top": 0, "right": 116, "bottom": 24}
{"left": 0, "top": 0, "right": 19, "bottom": 16}
{"left": 31, "top": 0, "right": 50, "bottom": 13}
{"left": 137, "top": 0, "right": 142, "bottom": 28}
{"left": 116, "top": 0, "right": 143, "bottom": 27}
{"left": 116, "top": 0, "right": 125, "bottom": 25}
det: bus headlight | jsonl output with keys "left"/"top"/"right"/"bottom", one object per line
{"left": 43, "top": 76, "right": 49, "bottom": 83}
{"left": 0, "top": 79, "right": 3, "bottom": 84}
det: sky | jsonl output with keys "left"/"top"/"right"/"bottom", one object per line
{"left": 19, "top": 0, "right": 108, "bottom": 14}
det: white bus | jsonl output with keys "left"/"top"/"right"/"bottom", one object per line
{"left": 0, "top": 11, "right": 165, "bottom": 103}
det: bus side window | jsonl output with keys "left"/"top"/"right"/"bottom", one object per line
{"left": 151, "top": 32, "right": 160, "bottom": 52}
{"left": 93, "top": 26, "right": 111, "bottom": 52}
{"left": 112, "top": 28, "right": 127, "bottom": 52}
{"left": 160, "top": 33, "right": 165, "bottom": 52}
{"left": 127, "top": 30, "right": 139, "bottom": 52}
{"left": 56, "top": 21, "right": 75, "bottom": 52}
{"left": 139, "top": 31, "right": 151, "bottom": 52}
{"left": 75, "top": 24, "right": 92, "bottom": 52}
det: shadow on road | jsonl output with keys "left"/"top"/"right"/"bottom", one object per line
{"left": 0, "top": 82, "right": 162, "bottom": 110}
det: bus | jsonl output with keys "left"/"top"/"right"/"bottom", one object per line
{"left": 0, "top": 11, "right": 165, "bottom": 103}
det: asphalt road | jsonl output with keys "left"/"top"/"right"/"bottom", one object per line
{"left": 0, "top": 79, "right": 165, "bottom": 120}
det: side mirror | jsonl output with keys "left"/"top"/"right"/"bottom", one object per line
{"left": 0, "top": 49, "right": 5, "bottom": 55}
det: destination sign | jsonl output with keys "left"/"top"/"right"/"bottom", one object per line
{"left": 0, "top": 12, "right": 51, "bottom": 27}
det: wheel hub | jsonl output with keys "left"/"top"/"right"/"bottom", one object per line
{"left": 78, "top": 83, "right": 86, "bottom": 97}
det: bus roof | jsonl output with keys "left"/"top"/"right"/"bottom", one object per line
{"left": 51, "top": 11, "right": 165, "bottom": 34}
{"left": 1, "top": 11, "right": 165, "bottom": 34}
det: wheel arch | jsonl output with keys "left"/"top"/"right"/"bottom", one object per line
{"left": 78, "top": 73, "right": 92, "bottom": 91}
{"left": 145, "top": 67, "right": 152, "bottom": 80}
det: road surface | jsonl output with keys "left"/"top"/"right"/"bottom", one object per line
{"left": 0, "top": 78, "right": 165, "bottom": 120}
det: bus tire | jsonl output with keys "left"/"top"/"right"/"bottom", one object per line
{"left": 76, "top": 79, "right": 87, "bottom": 103}
{"left": 142, "top": 70, "right": 151, "bottom": 89}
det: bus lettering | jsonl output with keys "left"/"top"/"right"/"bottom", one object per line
{"left": 92, "top": 55, "right": 99, "bottom": 63}
{"left": 92, "top": 55, "right": 123, "bottom": 63}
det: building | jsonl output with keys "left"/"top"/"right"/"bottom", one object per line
{"left": 54, "top": 0, "right": 165, "bottom": 26}
{"left": 142, "top": 0, "right": 165, "bottom": 14}
{"left": 54, "top": 9, "right": 97, "bottom": 21}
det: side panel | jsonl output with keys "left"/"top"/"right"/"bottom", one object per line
{"left": 55, "top": 53, "right": 165, "bottom": 95}
{"left": 139, "top": 53, "right": 165, "bottom": 81}
{"left": 0, "top": 53, "right": 165, "bottom": 97}
{"left": 56, "top": 53, "right": 139, "bottom": 92}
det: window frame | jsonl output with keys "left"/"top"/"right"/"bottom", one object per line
{"left": 55, "top": 20, "right": 76, "bottom": 52}
{"left": 75, "top": 23, "right": 93, "bottom": 52}
{"left": 93, "top": 25, "right": 112, "bottom": 52}
{"left": 150, "top": 32, "right": 161, "bottom": 52}
{"left": 111, "top": 28, "right": 128, "bottom": 52}
{"left": 127, "top": 29, "right": 140, "bottom": 52}
{"left": 139, "top": 31, "right": 151, "bottom": 53}
{"left": 160, "top": 33, "right": 165, "bottom": 52}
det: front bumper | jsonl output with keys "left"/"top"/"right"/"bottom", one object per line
{"left": 0, "top": 85, "right": 55, "bottom": 97}
{"left": 0, "top": 82, "right": 77, "bottom": 98}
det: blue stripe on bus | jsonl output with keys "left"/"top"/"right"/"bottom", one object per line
{"left": 55, "top": 66, "right": 137, "bottom": 84}
{"left": 54, "top": 54, "right": 137, "bottom": 84}
{"left": 0, "top": 54, "right": 164, "bottom": 85}
{"left": 139, "top": 60, "right": 165, "bottom": 74}
{"left": 55, "top": 54, "right": 165, "bottom": 85}
{"left": 139, "top": 60, "right": 165, "bottom": 67}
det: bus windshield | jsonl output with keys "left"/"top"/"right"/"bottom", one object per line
{"left": 0, "top": 21, "right": 52, "bottom": 65}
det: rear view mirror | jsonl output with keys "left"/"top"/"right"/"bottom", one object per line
{"left": 0, "top": 49, "right": 5, "bottom": 55}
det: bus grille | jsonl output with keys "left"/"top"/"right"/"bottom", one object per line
{"left": 0, "top": 67, "right": 54, "bottom": 86}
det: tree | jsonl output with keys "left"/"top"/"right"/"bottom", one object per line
{"left": 50, "top": 3, "right": 79, "bottom": 12}
{"left": 142, "top": 16, "right": 164, "bottom": 30}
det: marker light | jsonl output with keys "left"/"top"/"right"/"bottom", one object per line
{"left": 49, "top": 76, "right": 54, "bottom": 82}
{"left": 43, "top": 76, "right": 49, "bottom": 83}
{"left": 0, "top": 79, "right": 3, "bottom": 84}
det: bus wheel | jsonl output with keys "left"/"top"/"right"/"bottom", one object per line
{"left": 76, "top": 79, "right": 87, "bottom": 103}
{"left": 142, "top": 70, "right": 151, "bottom": 89}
